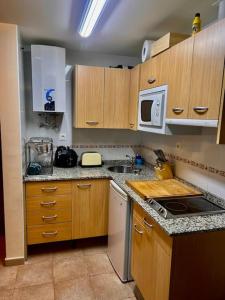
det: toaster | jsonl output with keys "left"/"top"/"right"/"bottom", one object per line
{"left": 80, "top": 152, "right": 102, "bottom": 167}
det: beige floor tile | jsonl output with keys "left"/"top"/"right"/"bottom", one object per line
{"left": 54, "top": 277, "right": 95, "bottom": 300}
{"left": 90, "top": 273, "right": 134, "bottom": 300}
{"left": 15, "top": 261, "right": 53, "bottom": 288}
{"left": 53, "top": 256, "right": 88, "bottom": 283}
{"left": 0, "top": 288, "right": 14, "bottom": 300}
{"left": 85, "top": 253, "right": 114, "bottom": 276}
{"left": 12, "top": 283, "right": 54, "bottom": 300}
{"left": 0, "top": 265, "right": 18, "bottom": 289}
{"left": 77, "top": 237, "right": 107, "bottom": 256}
{"left": 53, "top": 247, "right": 83, "bottom": 263}
{"left": 26, "top": 252, "right": 53, "bottom": 265}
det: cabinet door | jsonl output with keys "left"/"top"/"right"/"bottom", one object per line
{"left": 152, "top": 228, "right": 172, "bottom": 300}
{"left": 74, "top": 65, "right": 104, "bottom": 128}
{"left": 188, "top": 18, "right": 225, "bottom": 119}
{"left": 131, "top": 215, "right": 146, "bottom": 295}
{"left": 132, "top": 214, "right": 155, "bottom": 300}
{"left": 72, "top": 180, "right": 109, "bottom": 239}
{"left": 167, "top": 37, "right": 194, "bottom": 119}
{"left": 140, "top": 51, "right": 169, "bottom": 91}
{"left": 129, "top": 65, "right": 140, "bottom": 130}
{"left": 104, "top": 68, "right": 130, "bottom": 128}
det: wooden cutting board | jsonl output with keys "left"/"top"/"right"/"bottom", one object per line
{"left": 126, "top": 179, "right": 202, "bottom": 200}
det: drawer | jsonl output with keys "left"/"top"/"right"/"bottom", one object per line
{"left": 27, "top": 222, "right": 72, "bottom": 245}
{"left": 26, "top": 181, "right": 72, "bottom": 197}
{"left": 26, "top": 195, "right": 72, "bottom": 226}
{"left": 133, "top": 202, "right": 145, "bottom": 221}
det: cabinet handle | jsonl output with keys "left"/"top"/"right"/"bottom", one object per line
{"left": 147, "top": 77, "right": 156, "bottom": 84}
{"left": 134, "top": 224, "right": 144, "bottom": 235}
{"left": 77, "top": 183, "right": 92, "bottom": 189}
{"left": 143, "top": 218, "right": 153, "bottom": 229}
{"left": 41, "top": 187, "right": 58, "bottom": 192}
{"left": 42, "top": 214, "right": 58, "bottom": 221}
{"left": 86, "top": 121, "right": 99, "bottom": 125}
{"left": 40, "top": 200, "right": 56, "bottom": 207}
{"left": 42, "top": 231, "right": 58, "bottom": 237}
{"left": 193, "top": 107, "right": 208, "bottom": 114}
{"left": 129, "top": 123, "right": 134, "bottom": 128}
{"left": 172, "top": 107, "right": 184, "bottom": 114}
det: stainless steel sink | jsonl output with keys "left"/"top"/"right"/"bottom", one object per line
{"left": 108, "top": 165, "right": 141, "bottom": 174}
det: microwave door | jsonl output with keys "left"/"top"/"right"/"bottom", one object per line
{"left": 141, "top": 100, "right": 153, "bottom": 123}
{"left": 151, "top": 93, "right": 164, "bottom": 127}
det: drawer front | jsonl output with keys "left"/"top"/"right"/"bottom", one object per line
{"left": 26, "top": 195, "right": 72, "bottom": 226}
{"left": 26, "top": 181, "right": 72, "bottom": 197}
{"left": 133, "top": 202, "right": 145, "bottom": 221}
{"left": 27, "top": 222, "right": 72, "bottom": 245}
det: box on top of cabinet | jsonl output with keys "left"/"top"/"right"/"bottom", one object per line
{"left": 151, "top": 32, "right": 189, "bottom": 57}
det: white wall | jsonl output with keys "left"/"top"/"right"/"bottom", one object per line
{"left": 141, "top": 128, "right": 225, "bottom": 199}
{"left": 22, "top": 47, "right": 141, "bottom": 160}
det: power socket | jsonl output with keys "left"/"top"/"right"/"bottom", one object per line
{"left": 59, "top": 133, "right": 66, "bottom": 141}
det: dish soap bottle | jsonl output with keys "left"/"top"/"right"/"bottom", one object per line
{"left": 192, "top": 13, "right": 201, "bottom": 35}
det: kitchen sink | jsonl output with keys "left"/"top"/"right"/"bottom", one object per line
{"left": 108, "top": 165, "right": 141, "bottom": 174}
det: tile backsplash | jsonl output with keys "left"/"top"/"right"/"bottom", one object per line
{"left": 140, "top": 129, "right": 225, "bottom": 200}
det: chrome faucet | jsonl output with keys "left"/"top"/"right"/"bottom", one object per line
{"left": 126, "top": 154, "right": 135, "bottom": 167}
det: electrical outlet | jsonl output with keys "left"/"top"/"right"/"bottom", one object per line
{"left": 59, "top": 133, "right": 66, "bottom": 141}
{"left": 176, "top": 142, "right": 182, "bottom": 150}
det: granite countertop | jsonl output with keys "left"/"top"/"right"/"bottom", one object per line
{"left": 24, "top": 164, "right": 225, "bottom": 236}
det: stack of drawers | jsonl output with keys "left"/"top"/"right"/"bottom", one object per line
{"left": 26, "top": 181, "right": 72, "bottom": 245}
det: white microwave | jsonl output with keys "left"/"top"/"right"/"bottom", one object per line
{"left": 138, "top": 85, "right": 168, "bottom": 134}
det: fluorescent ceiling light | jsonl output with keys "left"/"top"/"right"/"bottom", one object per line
{"left": 79, "top": 0, "right": 107, "bottom": 38}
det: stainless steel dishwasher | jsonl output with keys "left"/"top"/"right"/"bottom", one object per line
{"left": 107, "top": 180, "right": 132, "bottom": 282}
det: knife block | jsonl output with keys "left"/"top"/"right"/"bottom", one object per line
{"left": 154, "top": 162, "right": 173, "bottom": 180}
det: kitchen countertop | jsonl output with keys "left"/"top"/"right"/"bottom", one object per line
{"left": 24, "top": 164, "right": 225, "bottom": 236}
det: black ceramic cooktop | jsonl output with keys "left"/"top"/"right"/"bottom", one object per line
{"left": 157, "top": 196, "right": 224, "bottom": 216}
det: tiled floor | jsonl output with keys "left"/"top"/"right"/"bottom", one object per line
{"left": 0, "top": 237, "right": 137, "bottom": 300}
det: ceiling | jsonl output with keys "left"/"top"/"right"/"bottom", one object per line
{"left": 0, "top": 0, "right": 218, "bottom": 56}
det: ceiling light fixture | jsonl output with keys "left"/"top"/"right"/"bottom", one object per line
{"left": 79, "top": 0, "right": 108, "bottom": 38}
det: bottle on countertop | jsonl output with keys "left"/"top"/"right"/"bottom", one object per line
{"left": 135, "top": 153, "right": 144, "bottom": 166}
{"left": 192, "top": 13, "right": 201, "bottom": 35}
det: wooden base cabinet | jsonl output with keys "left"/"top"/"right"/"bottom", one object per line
{"left": 72, "top": 179, "right": 109, "bottom": 239}
{"left": 132, "top": 202, "right": 225, "bottom": 300}
{"left": 26, "top": 181, "right": 73, "bottom": 245}
{"left": 26, "top": 179, "right": 109, "bottom": 245}
{"left": 132, "top": 203, "right": 172, "bottom": 300}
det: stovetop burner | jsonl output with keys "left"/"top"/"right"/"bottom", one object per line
{"left": 147, "top": 196, "right": 225, "bottom": 219}
{"left": 164, "top": 201, "right": 188, "bottom": 213}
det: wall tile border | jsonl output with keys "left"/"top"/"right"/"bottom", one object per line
{"left": 71, "top": 144, "right": 142, "bottom": 149}
{"left": 142, "top": 145, "right": 225, "bottom": 178}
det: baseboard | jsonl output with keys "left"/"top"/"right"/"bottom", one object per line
{"left": 4, "top": 256, "right": 25, "bottom": 266}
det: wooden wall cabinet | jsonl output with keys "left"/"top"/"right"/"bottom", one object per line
{"left": 189, "top": 18, "right": 225, "bottom": 120}
{"left": 132, "top": 202, "right": 225, "bottom": 300}
{"left": 72, "top": 179, "right": 109, "bottom": 239}
{"left": 166, "top": 37, "right": 194, "bottom": 119}
{"left": 104, "top": 68, "right": 130, "bottom": 128}
{"left": 129, "top": 65, "right": 140, "bottom": 130}
{"left": 167, "top": 18, "right": 225, "bottom": 121}
{"left": 74, "top": 65, "right": 104, "bottom": 128}
{"left": 139, "top": 51, "right": 169, "bottom": 91}
{"left": 74, "top": 66, "right": 130, "bottom": 129}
